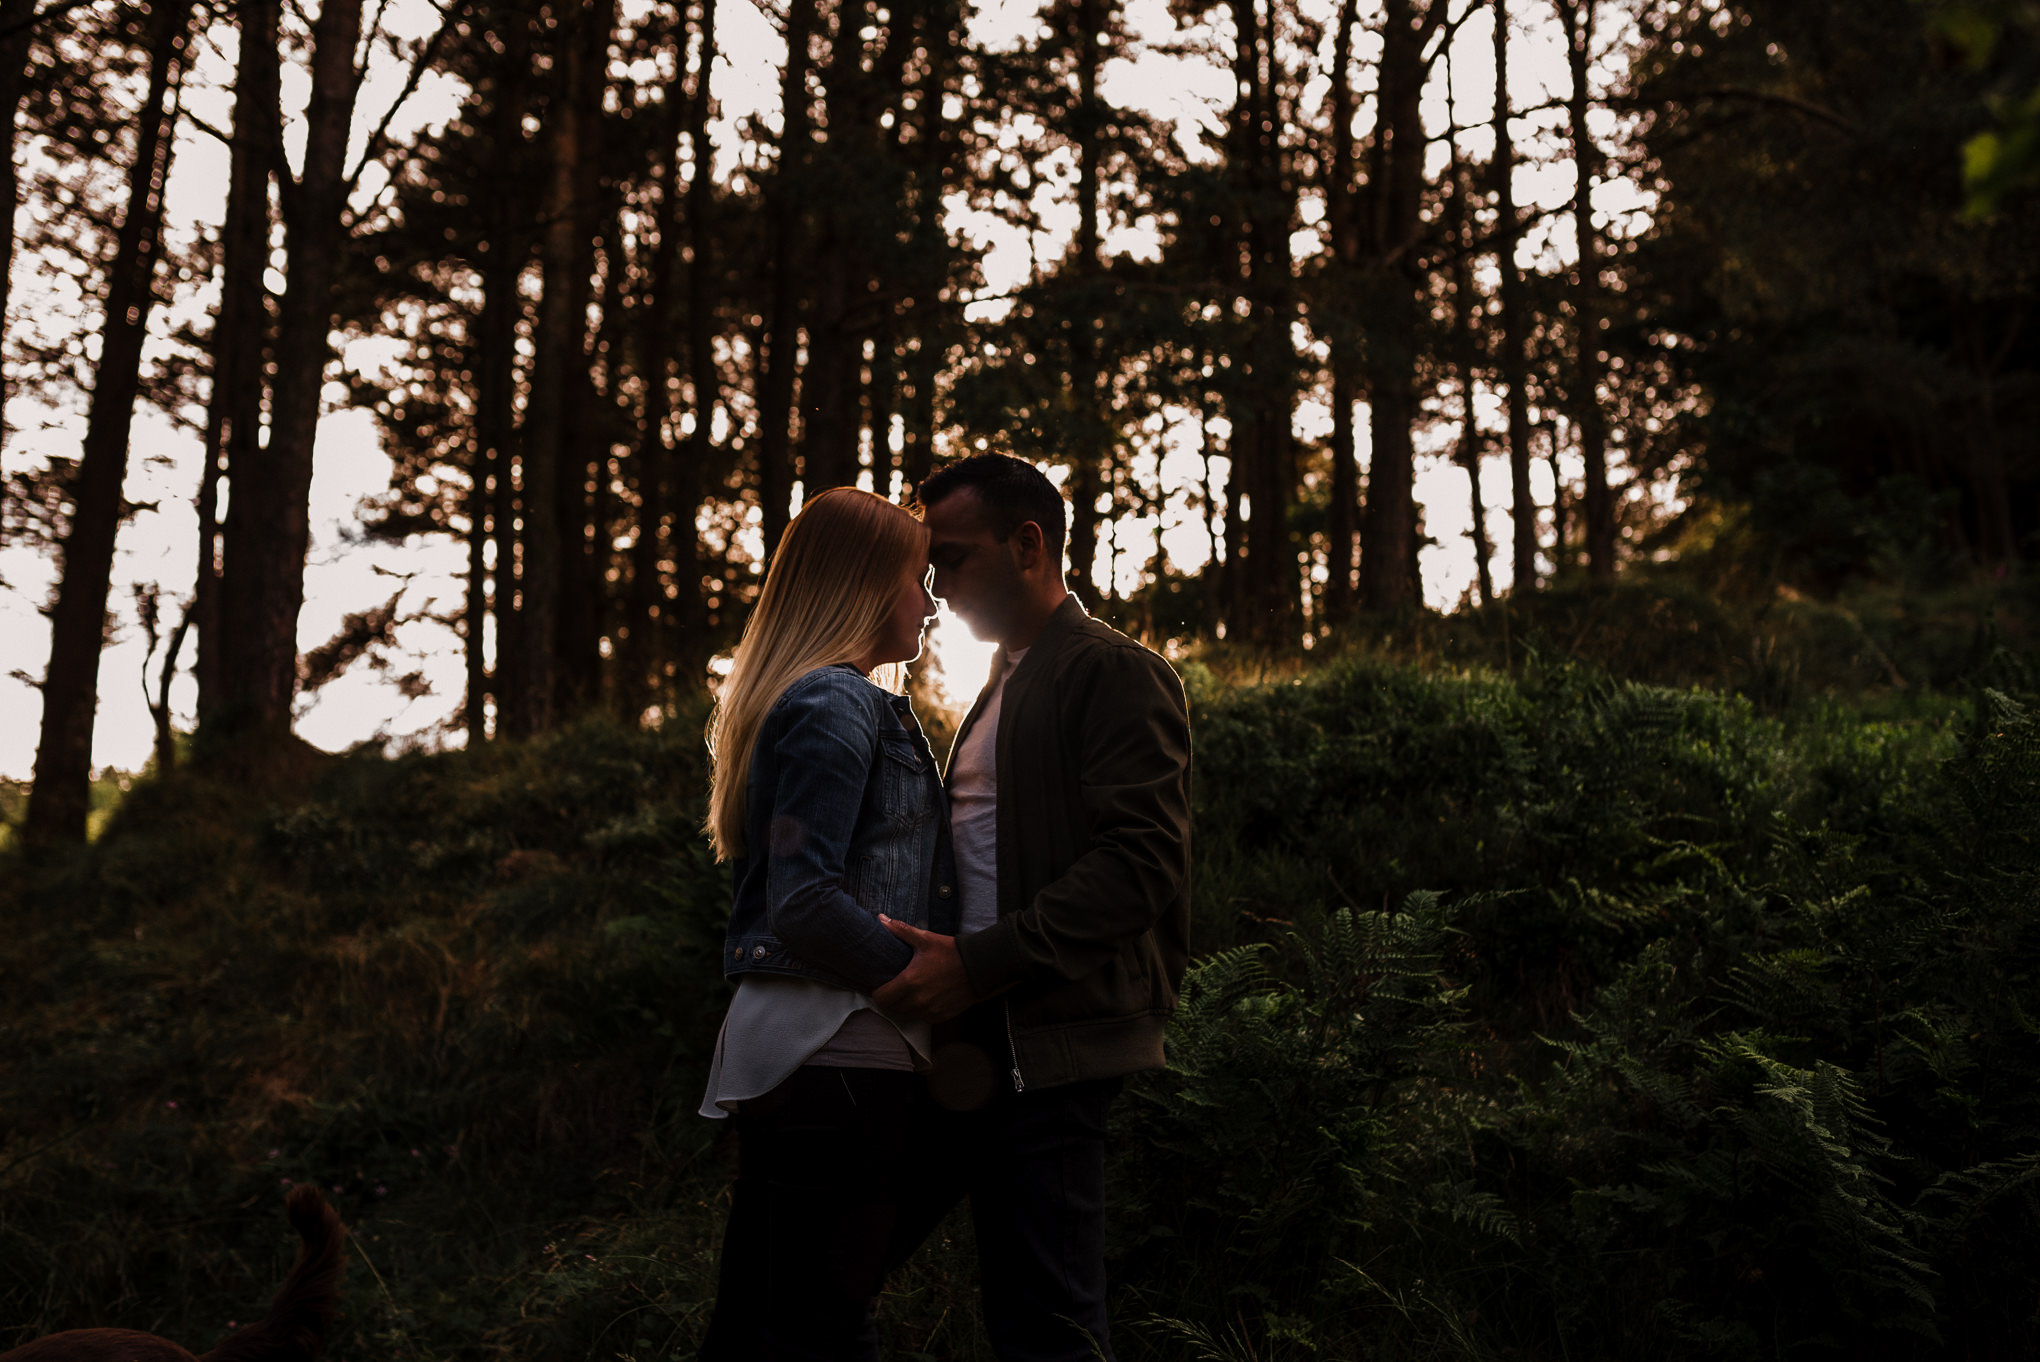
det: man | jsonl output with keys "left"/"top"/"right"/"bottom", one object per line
{"left": 874, "top": 453, "right": 1193, "bottom": 1362}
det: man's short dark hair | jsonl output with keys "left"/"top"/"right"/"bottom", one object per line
{"left": 915, "top": 454, "right": 1068, "bottom": 558}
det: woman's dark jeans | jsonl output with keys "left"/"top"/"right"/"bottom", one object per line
{"left": 700, "top": 1065, "right": 917, "bottom": 1362}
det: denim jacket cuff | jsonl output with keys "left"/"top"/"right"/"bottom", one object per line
{"left": 843, "top": 931, "right": 916, "bottom": 995}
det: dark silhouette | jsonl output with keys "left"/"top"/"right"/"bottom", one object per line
{"left": 0, "top": 1186, "right": 345, "bottom": 1362}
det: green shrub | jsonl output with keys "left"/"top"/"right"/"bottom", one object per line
{"left": 2, "top": 656, "right": 2035, "bottom": 1359}
{"left": 1113, "top": 681, "right": 2039, "bottom": 1359}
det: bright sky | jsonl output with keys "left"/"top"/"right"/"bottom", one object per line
{"left": 0, "top": 0, "right": 1636, "bottom": 781}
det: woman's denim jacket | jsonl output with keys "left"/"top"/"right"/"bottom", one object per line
{"left": 723, "top": 664, "right": 957, "bottom": 993}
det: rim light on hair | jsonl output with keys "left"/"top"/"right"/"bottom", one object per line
{"left": 703, "top": 487, "right": 929, "bottom": 862}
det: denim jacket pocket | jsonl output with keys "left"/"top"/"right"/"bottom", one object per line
{"left": 845, "top": 851, "right": 897, "bottom": 918}
{"left": 877, "top": 729, "right": 932, "bottom": 829}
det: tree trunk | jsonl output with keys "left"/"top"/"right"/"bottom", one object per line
{"left": 516, "top": 0, "right": 613, "bottom": 732}
{"left": 1361, "top": 391, "right": 1419, "bottom": 611}
{"left": 1560, "top": 0, "right": 1615, "bottom": 578}
{"left": 1196, "top": 375, "right": 1221, "bottom": 636}
{"left": 1446, "top": 48, "right": 1493, "bottom": 607}
{"left": 564, "top": 6, "right": 620, "bottom": 717}
{"left": 193, "top": 0, "right": 279, "bottom": 717}
{"left": 897, "top": 0, "right": 958, "bottom": 504}
{"left": 802, "top": 0, "right": 880, "bottom": 497}
{"left": 1063, "top": 0, "right": 1107, "bottom": 608}
{"left": 801, "top": 262, "right": 861, "bottom": 492}
{"left": 1455, "top": 330, "right": 1494, "bottom": 610}
{"left": 469, "top": 242, "right": 522, "bottom": 742}
{"left": 556, "top": 178, "right": 621, "bottom": 717}
{"left": 621, "top": 31, "right": 689, "bottom": 723}
{"left": 865, "top": 0, "right": 913, "bottom": 496}
{"left": 1321, "top": 0, "right": 1360, "bottom": 625}
{"left": 26, "top": 0, "right": 190, "bottom": 842}
{"left": 1357, "top": 0, "right": 1442, "bottom": 613}
{"left": 1218, "top": 419, "right": 1245, "bottom": 633}
{"left": 757, "top": 0, "right": 816, "bottom": 558}
{"left": 1494, "top": 0, "right": 1537, "bottom": 592}
{"left": 0, "top": 0, "right": 42, "bottom": 444}
{"left": 214, "top": 0, "right": 366, "bottom": 739}
{"left": 868, "top": 324, "right": 896, "bottom": 486}
{"left": 1227, "top": 0, "right": 1297, "bottom": 646}
{"left": 900, "top": 338, "right": 938, "bottom": 493}
{"left": 671, "top": 0, "right": 719, "bottom": 683}
{"left": 1548, "top": 416, "right": 1569, "bottom": 569}
{"left": 150, "top": 607, "right": 190, "bottom": 775}
{"left": 466, "top": 281, "right": 512, "bottom": 745}
{"left": 484, "top": 10, "right": 530, "bottom": 735}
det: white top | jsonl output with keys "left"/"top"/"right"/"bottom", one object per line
{"left": 699, "top": 976, "right": 931, "bottom": 1117}
{"left": 948, "top": 647, "right": 1027, "bottom": 938}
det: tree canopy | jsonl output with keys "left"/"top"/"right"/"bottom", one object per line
{"left": 2, "top": 0, "right": 2036, "bottom": 835}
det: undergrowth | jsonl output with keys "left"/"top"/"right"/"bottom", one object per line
{"left": 2, "top": 633, "right": 2037, "bottom": 1358}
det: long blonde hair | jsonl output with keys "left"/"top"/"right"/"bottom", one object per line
{"left": 705, "top": 487, "right": 929, "bottom": 862}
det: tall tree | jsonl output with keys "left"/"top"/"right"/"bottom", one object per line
{"left": 797, "top": 0, "right": 877, "bottom": 496}
{"left": 895, "top": 0, "right": 964, "bottom": 502}
{"left": 1493, "top": 0, "right": 1537, "bottom": 591}
{"left": 1320, "top": 0, "right": 1361, "bottom": 624}
{"left": 620, "top": 2, "right": 700, "bottom": 721}
{"left": 756, "top": 0, "right": 817, "bottom": 557}
{"left": 675, "top": 0, "right": 720, "bottom": 678}
{"left": 1062, "top": 0, "right": 1112, "bottom": 608}
{"left": 484, "top": 7, "right": 535, "bottom": 735}
{"left": 1558, "top": 0, "right": 1615, "bottom": 577}
{"left": 513, "top": 0, "right": 616, "bottom": 732}
{"left": 0, "top": 0, "right": 43, "bottom": 438}
{"left": 466, "top": 3, "right": 535, "bottom": 739}
{"left": 193, "top": 0, "right": 280, "bottom": 718}
{"left": 1226, "top": 0, "right": 1300, "bottom": 643}
{"left": 213, "top": 0, "right": 368, "bottom": 739}
{"left": 26, "top": 0, "right": 192, "bottom": 841}
{"left": 1445, "top": 45, "right": 1494, "bottom": 606}
{"left": 1357, "top": 0, "right": 1452, "bottom": 613}
{"left": 1627, "top": 0, "right": 2037, "bottom": 584}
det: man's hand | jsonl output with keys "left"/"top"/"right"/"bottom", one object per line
{"left": 872, "top": 916, "right": 978, "bottom": 1022}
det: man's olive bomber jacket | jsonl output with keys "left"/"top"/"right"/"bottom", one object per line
{"left": 948, "top": 595, "right": 1193, "bottom": 1091}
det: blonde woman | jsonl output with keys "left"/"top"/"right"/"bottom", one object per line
{"left": 697, "top": 486, "right": 951, "bottom": 1362}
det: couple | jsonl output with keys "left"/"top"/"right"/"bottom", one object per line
{"left": 695, "top": 454, "right": 1194, "bottom": 1362}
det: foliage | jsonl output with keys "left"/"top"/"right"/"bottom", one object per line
{"left": 1930, "top": 0, "right": 2040, "bottom": 213}
{"left": 1105, "top": 645, "right": 2038, "bottom": 1358}
{"left": 4, "top": 638, "right": 2040, "bottom": 1358}
{"left": 0, "top": 713, "right": 731, "bottom": 1357}
{"left": 1630, "top": 0, "right": 2040, "bottom": 583}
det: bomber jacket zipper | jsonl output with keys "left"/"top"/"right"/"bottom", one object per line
{"left": 1003, "top": 998, "right": 1026, "bottom": 1092}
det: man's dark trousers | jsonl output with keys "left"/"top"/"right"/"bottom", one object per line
{"left": 890, "top": 1001, "right": 1123, "bottom": 1362}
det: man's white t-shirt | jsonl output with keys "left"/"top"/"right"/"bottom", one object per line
{"left": 947, "top": 647, "right": 1027, "bottom": 938}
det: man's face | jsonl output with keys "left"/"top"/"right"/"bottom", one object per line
{"left": 923, "top": 489, "right": 1026, "bottom": 643}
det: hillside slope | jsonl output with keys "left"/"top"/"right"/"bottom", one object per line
{"left": 2, "top": 656, "right": 2036, "bottom": 1358}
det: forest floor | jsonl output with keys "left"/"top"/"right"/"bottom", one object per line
{"left": 2, "top": 575, "right": 2037, "bottom": 1360}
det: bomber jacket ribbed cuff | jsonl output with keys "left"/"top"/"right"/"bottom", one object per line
{"left": 956, "top": 918, "right": 1035, "bottom": 998}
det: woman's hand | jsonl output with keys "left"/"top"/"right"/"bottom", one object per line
{"left": 872, "top": 917, "right": 978, "bottom": 1022}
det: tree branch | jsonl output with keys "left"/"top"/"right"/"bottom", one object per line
{"left": 340, "top": 0, "right": 464, "bottom": 211}
{"left": 1613, "top": 86, "right": 1858, "bottom": 136}
{"left": 0, "top": 0, "right": 95, "bottom": 43}
{"left": 1421, "top": 0, "right": 1486, "bottom": 77}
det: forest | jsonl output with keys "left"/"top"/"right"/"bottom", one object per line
{"left": 2, "top": 0, "right": 2040, "bottom": 1355}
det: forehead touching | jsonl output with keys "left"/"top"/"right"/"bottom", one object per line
{"left": 924, "top": 488, "right": 1004, "bottom": 546}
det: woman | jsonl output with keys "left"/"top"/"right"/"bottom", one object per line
{"left": 697, "top": 486, "right": 951, "bottom": 1361}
